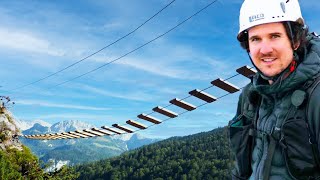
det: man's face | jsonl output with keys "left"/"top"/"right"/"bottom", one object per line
{"left": 248, "top": 22, "right": 294, "bottom": 78}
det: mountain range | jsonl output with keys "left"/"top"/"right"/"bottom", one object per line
{"left": 18, "top": 119, "right": 161, "bottom": 168}
{"left": 14, "top": 118, "right": 52, "bottom": 131}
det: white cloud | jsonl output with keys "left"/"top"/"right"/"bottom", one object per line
{"left": 116, "top": 58, "right": 186, "bottom": 79}
{"left": 103, "top": 21, "right": 124, "bottom": 31}
{"left": 35, "top": 113, "right": 111, "bottom": 121}
{"left": 32, "top": 113, "right": 123, "bottom": 127}
{"left": 15, "top": 99, "right": 110, "bottom": 111}
{"left": 0, "top": 28, "right": 64, "bottom": 56}
{"left": 80, "top": 84, "right": 155, "bottom": 102}
{"left": 87, "top": 33, "right": 235, "bottom": 81}
{"left": 92, "top": 54, "right": 223, "bottom": 81}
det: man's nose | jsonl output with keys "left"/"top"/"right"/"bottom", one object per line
{"left": 259, "top": 41, "right": 273, "bottom": 54}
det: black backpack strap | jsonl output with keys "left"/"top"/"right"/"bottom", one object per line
{"left": 262, "top": 105, "right": 296, "bottom": 180}
{"left": 261, "top": 76, "right": 320, "bottom": 179}
{"left": 261, "top": 77, "right": 317, "bottom": 180}
{"left": 229, "top": 82, "right": 261, "bottom": 179}
{"left": 305, "top": 76, "right": 320, "bottom": 171}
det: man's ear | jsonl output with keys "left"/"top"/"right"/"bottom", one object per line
{"left": 294, "top": 42, "right": 300, "bottom": 50}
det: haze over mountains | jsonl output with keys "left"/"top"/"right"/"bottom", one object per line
{"left": 15, "top": 118, "right": 52, "bottom": 131}
{"left": 2, "top": 108, "right": 233, "bottom": 179}
{"left": 17, "top": 119, "right": 161, "bottom": 168}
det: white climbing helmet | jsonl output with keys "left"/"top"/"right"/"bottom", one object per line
{"left": 237, "top": 0, "right": 304, "bottom": 40}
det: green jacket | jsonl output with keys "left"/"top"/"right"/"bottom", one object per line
{"left": 232, "top": 33, "right": 320, "bottom": 180}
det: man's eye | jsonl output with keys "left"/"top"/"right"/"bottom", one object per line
{"left": 271, "top": 35, "right": 280, "bottom": 39}
{"left": 250, "top": 38, "right": 259, "bottom": 42}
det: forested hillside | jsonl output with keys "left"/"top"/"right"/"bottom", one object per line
{"left": 75, "top": 127, "right": 233, "bottom": 180}
{"left": 0, "top": 108, "right": 79, "bottom": 179}
{"left": 0, "top": 145, "right": 80, "bottom": 179}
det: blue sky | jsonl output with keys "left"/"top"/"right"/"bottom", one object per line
{"left": 0, "top": 0, "right": 319, "bottom": 139}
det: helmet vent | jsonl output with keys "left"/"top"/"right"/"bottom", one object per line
{"left": 280, "top": 2, "right": 286, "bottom": 13}
{"left": 272, "top": 16, "right": 285, "bottom": 19}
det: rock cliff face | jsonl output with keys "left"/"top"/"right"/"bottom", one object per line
{"left": 0, "top": 107, "right": 23, "bottom": 151}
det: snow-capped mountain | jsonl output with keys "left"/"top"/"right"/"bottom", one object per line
{"left": 111, "top": 133, "right": 134, "bottom": 141}
{"left": 20, "top": 119, "right": 93, "bottom": 135}
{"left": 21, "top": 119, "right": 161, "bottom": 166}
{"left": 15, "top": 119, "right": 51, "bottom": 131}
{"left": 23, "top": 123, "right": 51, "bottom": 135}
{"left": 50, "top": 120, "right": 93, "bottom": 133}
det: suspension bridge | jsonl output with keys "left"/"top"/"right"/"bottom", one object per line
{"left": 21, "top": 65, "right": 256, "bottom": 140}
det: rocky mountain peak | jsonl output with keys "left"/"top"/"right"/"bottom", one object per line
{"left": 50, "top": 119, "right": 94, "bottom": 133}
{"left": 0, "top": 107, "right": 23, "bottom": 151}
{"left": 15, "top": 118, "right": 51, "bottom": 131}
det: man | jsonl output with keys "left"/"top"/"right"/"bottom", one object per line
{"left": 229, "top": 0, "right": 320, "bottom": 179}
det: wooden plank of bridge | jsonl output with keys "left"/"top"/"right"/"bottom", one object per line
{"left": 112, "top": 124, "right": 134, "bottom": 133}
{"left": 236, "top": 65, "right": 257, "bottom": 78}
{"left": 101, "top": 126, "right": 123, "bottom": 135}
{"left": 126, "top": 120, "right": 147, "bottom": 129}
{"left": 91, "top": 128, "right": 112, "bottom": 136}
{"left": 211, "top": 78, "right": 240, "bottom": 93}
{"left": 137, "top": 113, "right": 162, "bottom": 124}
{"left": 169, "top": 98, "right": 196, "bottom": 111}
{"left": 189, "top": 89, "right": 217, "bottom": 103}
{"left": 152, "top": 106, "right": 178, "bottom": 118}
